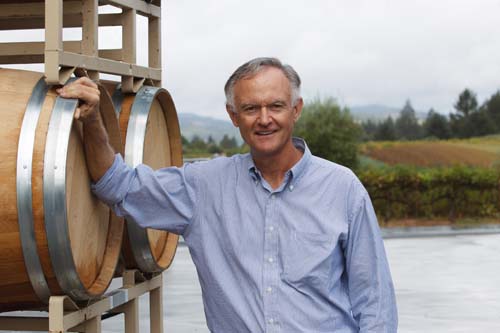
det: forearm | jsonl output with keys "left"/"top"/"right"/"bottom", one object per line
{"left": 82, "top": 113, "right": 115, "bottom": 182}
{"left": 346, "top": 191, "right": 398, "bottom": 332}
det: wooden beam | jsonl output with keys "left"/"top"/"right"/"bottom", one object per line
{"left": 100, "top": 0, "right": 161, "bottom": 18}
{"left": 99, "top": 13, "right": 123, "bottom": 26}
{"left": 0, "top": 42, "right": 121, "bottom": 63}
{"left": 82, "top": 0, "right": 98, "bottom": 56}
{"left": 0, "top": 317, "right": 48, "bottom": 331}
{"left": 148, "top": 16, "right": 161, "bottom": 70}
{"left": 0, "top": 13, "right": 121, "bottom": 30}
{"left": 0, "top": 54, "right": 44, "bottom": 64}
{"left": 122, "top": 8, "right": 136, "bottom": 64}
{"left": 99, "top": 48, "right": 122, "bottom": 60}
{"left": 0, "top": 14, "right": 80, "bottom": 30}
{"left": 0, "top": 41, "right": 81, "bottom": 55}
{"left": 0, "top": 1, "right": 82, "bottom": 18}
{"left": 45, "top": 0, "right": 64, "bottom": 83}
{"left": 45, "top": 50, "right": 161, "bottom": 83}
{"left": 82, "top": 0, "right": 99, "bottom": 80}
{"left": 45, "top": 0, "right": 63, "bottom": 51}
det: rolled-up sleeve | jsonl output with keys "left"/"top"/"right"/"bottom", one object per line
{"left": 91, "top": 154, "right": 198, "bottom": 235}
{"left": 344, "top": 187, "right": 398, "bottom": 332}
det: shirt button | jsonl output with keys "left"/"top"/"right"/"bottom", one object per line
{"left": 269, "top": 226, "right": 274, "bottom": 232}
{"left": 266, "top": 286, "right": 273, "bottom": 293}
{"left": 267, "top": 257, "right": 274, "bottom": 263}
{"left": 271, "top": 194, "right": 275, "bottom": 199}
{"left": 268, "top": 318, "right": 274, "bottom": 324}
{"left": 289, "top": 184, "right": 294, "bottom": 191}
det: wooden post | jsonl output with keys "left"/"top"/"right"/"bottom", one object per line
{"left": 121, "top": 8, "right": 137, "bottom": 92}
{"left": 45, "top": 0, "right": 64, "bottom": 84}
{"left": 83, "top": 317, "right": 102, "bottom": 333}
{"left": 122, "top": 270, "right": 140, "bottom": 333}
{"left": 148, "top": 15, "right": 161, "bottom": 87}
{"left": 150, "top": 280, "right": 164, "bottom": 333}
{"left": 81, "top": 0, "right": 99, "bottom": 80}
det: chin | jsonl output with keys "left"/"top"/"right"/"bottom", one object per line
{"left": 251, "top": 144, "right": 282, "bottom": 157}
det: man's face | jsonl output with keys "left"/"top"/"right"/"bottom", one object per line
{"left": 226, "top": 67, "right": 303, "bottom": 159}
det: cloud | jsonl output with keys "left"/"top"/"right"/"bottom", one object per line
{"left": 2, "top": 1, "right": 498, "bottom": 119}
{"left": 162, "top": 0, "right": 500, "bottom": 118}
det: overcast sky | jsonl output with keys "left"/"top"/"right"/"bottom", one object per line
{"left": 154, "top": 0, "right": 500, "bottom": 119}
{"left": 3, "top": 1, "right": 498, "bottom": 120}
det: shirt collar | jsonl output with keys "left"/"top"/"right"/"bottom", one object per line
{"left": 246, "top": 137, "right": 311, "bottom": 188}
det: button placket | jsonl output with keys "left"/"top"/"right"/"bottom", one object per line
{"left": 263, "top": 192, "right": 279, "bottom": 330}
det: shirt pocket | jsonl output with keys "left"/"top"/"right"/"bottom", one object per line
{"left": 280, "top": 228, "right": 333, "bottom": 286}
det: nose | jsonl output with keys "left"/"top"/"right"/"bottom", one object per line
{"left": 257, "top": 106, "right": 272, "bottom": 126}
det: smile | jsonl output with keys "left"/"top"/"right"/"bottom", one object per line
{"left": 255, "top": 130, "right": 277, "bottom": 136}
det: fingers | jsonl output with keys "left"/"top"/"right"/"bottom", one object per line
{"left": 57, "top": 84, "right": 100, "bottom": 105}
{"left": 75, "top": 77, "right": 98, "bottom": 89}
{"left": 56, "top": 78, "right": 101, "bottom": 122}
{"left": 74, "top": 107, "right": 81, "bottom": 120}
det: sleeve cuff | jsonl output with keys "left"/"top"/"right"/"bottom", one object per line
{"left": 91, "top": 153, "right": 132, "bottom": 206}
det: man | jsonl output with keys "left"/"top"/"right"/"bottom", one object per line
{"left": 59, "top": 57, "right": 398, "bottom": 332}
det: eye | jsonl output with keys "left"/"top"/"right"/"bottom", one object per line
{"left": 269, "top": 103, "right": 286, "bottom": 112}
{"left": 242, "top": 105, "right": 258, "bottom": 114}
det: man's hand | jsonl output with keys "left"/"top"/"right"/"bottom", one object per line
{"left": 56, "top": 77, "right": 101, "bottom": 122}
{"left": 57, "top": 77, "right": 115, "bottom": 182}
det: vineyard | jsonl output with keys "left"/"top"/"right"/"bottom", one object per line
{"left": 357, "top": 136, "right": 500, "bottom": 223}
{"left": 361, "top": 135, "right": 500, "bottom": 168}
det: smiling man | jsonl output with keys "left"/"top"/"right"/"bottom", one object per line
{"left": 59, "top": 57, "right": 398, "bottom": 332}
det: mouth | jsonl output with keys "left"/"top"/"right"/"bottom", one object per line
{"left": 254, "top": 130, "right": 277, "bottom": 136}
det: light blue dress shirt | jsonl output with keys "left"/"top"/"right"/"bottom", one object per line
{"left": 93, "top": 138, "right": 397, "bottom": 332}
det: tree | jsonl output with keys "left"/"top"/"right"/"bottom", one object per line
{"left": 454, "top": 88, "right": 478, "bottom": 118}
{"left": 483, "top": 91, "right": 500, "bottom": 132}
{"left": 423, "top": 109, "right": 451, "bottom": 139}
{"left": 374, "top": 117, "right": 397, "bottom": 141}
{"left": 450, "top": 89, "right": 479, "bottom": 138}
{"left": 207, "top": 135, "right": 215, "bottom": 145}
{"left": 395, "top": 100, "right": 422, "bottom": 140}
{"left": 189, "top": 135, "right": 207, "bottom": 151}
{"left": 294, "top": 98, "right": 361, "bottom": 169}
{"left": 181, "top": 135, "right": 189, "bottom": 146}
{"left": 206, "top": 135, "right": 222, "bottom": 154}
{"left": 219, "top": 135, "right": 238, "bottom": 150}
{"left": 181, "top": 135, "right": 190, "bottom": 153}
{"left": 361, "top": 119, "right": 378, "bottom": 141}
{"left": 468, "top": 109, "right": 497, "bottom": 137}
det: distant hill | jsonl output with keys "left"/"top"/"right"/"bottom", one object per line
{"left": 349, "top": 104, "right": 428, "bottom": 122}
{"left": 178, "top": 113, "right": 242, "bottom": 144}
{"left": 178, "top": 105, "right": 430, "bottom": 143}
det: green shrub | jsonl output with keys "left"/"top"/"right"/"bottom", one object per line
{"left": 357, "top": 166, "right": 500, "bottom": 222}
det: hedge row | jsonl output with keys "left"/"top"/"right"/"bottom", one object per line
{"left": 357, "top": 166, "right": 500, "bottom": 222}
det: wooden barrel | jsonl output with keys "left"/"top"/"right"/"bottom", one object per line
{"left": 0, "top": 69, "right": 124, "bottom": 311}
{"left": 106, "top": 82, "right": 182, "bottom": 273}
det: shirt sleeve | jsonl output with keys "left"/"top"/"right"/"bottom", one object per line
{"left": 91, "top": 154, "right": 199, "bottom": 235}
{"left": 344, "top": 184, "right": 398, "bottom": 332}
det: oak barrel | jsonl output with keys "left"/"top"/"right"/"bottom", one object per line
{"left": 0, "top": 69, "right": 124, "bottom": 311}
{"left": 107, "top": 83, "right": 183, "bottom": 273}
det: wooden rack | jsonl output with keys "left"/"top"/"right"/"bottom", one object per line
{"left": 0, "top": 0, "right": 162, "bottom": 92}
{"left": 0, "top": 270, "right": 164, "bottom": 333}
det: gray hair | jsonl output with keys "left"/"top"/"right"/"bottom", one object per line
{"left": 224, "top": 57, "right": 301, "bottom": 109}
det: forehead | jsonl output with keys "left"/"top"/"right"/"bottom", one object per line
{"left": 233, "top": 67, "right": 292, "bottom": 104}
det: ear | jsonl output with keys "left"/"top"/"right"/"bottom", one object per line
{"left": 226, "top": 104, "right": 239, "bottom": 127}
{"left": 292, "top": 98, "right": 304, "bottom": 122}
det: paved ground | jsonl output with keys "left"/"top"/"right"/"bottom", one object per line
{"left": 99, "top": 232, "right": 500, "bottom": 332}
{"left": 4, "top": 231, "right": 500, "bottom": 332}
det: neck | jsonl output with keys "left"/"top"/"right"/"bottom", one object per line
{"left": 252, "top": 141, "right": 303, "bottom": 190}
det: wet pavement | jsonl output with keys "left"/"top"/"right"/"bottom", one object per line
{"left": 4, "top": 231, "right": 500, "bottom": 332}
{"left": 101, "top": 231, "right": 500, "bottom": 332}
